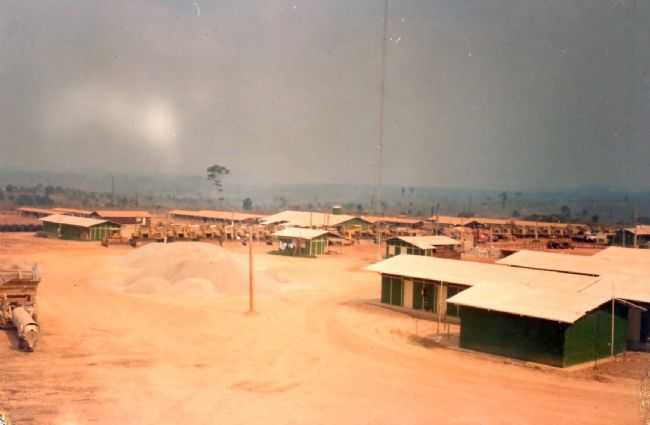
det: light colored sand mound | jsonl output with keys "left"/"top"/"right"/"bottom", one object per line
{"left": 105, "top": 242, "right": 256, "bottom": 297}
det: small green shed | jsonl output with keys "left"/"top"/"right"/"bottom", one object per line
{"left": 41, "top": 214, "right": 120, "bottom": 241}
{"left": 272, "top": 227, "right": 342, "bottom": 257}
{"left": 385, "top": 236, "right": 461, "bottom": 259}
{"left": 448, "top": 284, "right": 629, "bottom": 367}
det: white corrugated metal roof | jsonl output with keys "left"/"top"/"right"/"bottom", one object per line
{"left": 169, "top": 210, "right": 263, "bottom": 221}
{"left": 262, "top": 210, "right": 367, "bottom": 228}
{"left": 389, "top": 236, "right": 460, "bottom": 250}
{"left": 498, "top": 248, "right": 649, "bottom": 278}
{"left": 17, "top": 207, "right": 55, "bottom": 215}
{"left": 363, "top": 215, "right": 424, "bottom": 225}
{"left": 41, "top": 214, "right": 109, "bottom": 228}
{"left": 366, "top": 254, "right": 596, "bottom": 289}
{"left": 497, "top": 250, "right": 601, "bottom": 276}
{"left": 94, "top": 210, "right": 151, "bottom": 218}
{"left": 51, "top": 207, "right": 93, "bottom": 216}
{"left": 620, "top": 225, "right": 650, "bottom": 236}
{"left": 365, "top": 254, "right": 644, "bottom": 323}
{"left": 273, "top": 227, "right": 337, "bottom": 240}
{"left": 447, "top": 282, "right": 611, "bottom": 323}
{"left": 594, "top": 246, "right": 650, "bottom": 265}
{"left": 489, "top": 247, "right": 650, "bottom": 306}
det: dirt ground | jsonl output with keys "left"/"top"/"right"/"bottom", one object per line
{"left": 0, "top": 234, "right": 645, "bottom": 425}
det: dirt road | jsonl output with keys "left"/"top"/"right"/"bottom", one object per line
{"left": 0, "top": 234, "right": 643, "bottom": 424}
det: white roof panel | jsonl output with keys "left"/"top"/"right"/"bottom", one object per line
{"left": 41, "top": 214, "right": 109, "bottom": 228}
{"left": 273, "top": 227, "right": 337, "bottom": 240}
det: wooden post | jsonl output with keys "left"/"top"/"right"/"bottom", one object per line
{"left": 249, "top": 228, "right": 255, "bottom": 314}
{"left": 610, "top": 297, "right": 615, "bottom": 357}
{"left": 377, "top": 224, "right": 383, "bottom": 260}
{"left": 436, "top": 281, "right": 442, "bottom": 335}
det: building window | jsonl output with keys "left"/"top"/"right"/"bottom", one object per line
{"left": 413, "top": 279, "right": 437, "bottom": 312}
{"left": 446, "top": 284, "right": 467, "bottom": 317}
{"left": 406, "top": 247, "right": 425, "bottom": 256}
{"left": 381, "top": 275, "right": 403, "bottom": 307}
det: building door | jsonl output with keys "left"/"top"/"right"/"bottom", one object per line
{"left": 381, "top": 275, "right": 403, "bottom": 307}
{"left": 413, "top": 281, "right": 422, "bottom": 309}
{"left": 423, "top": 284, "right": 436, "bottom": 311}
{"left": 413, "top": 280, "right": 436, "bottom": 312}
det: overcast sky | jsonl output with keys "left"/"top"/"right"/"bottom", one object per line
{"left": 0, "top": 0, "right": 647, "bottom": 190}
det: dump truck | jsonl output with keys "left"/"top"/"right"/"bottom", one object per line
{"left": 0, "top": 264, "right": 41, "bottom": 351}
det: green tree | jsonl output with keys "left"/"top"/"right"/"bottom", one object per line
{"left": 560, "top": 205, "right": 571, "bottom": 218}
{"left": 512, "top": 209, "right": 520, "bottom": 217}
{"left": 206, "top": 164, "right": 230, "bottom": 203}
{"left": 242, "top": 197, "right": 253, "bottom": 210}
{"left": 500, "top": 192, "right": 508, "bottom": 209}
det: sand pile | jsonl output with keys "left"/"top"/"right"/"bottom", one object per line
{"left": 104, "top": 242, "right": 254, "bottom": 298}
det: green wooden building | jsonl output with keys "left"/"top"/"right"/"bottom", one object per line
{"left": 272, "top": 227, "right": 342, "bottom": 257}
{"left": 457, "top": 306, "right": 628, "bottom": 367}
{"left": 611, "top": 226, "right": 650, "bottom": 248}
{"left": 385, "top": 236, "right": 461, "bottom": 259}
{"left": 41, "top": 214, "right": 120, "bottom": 241}
{"left": 367, "top": 254, "right": 643, "bottom": 367}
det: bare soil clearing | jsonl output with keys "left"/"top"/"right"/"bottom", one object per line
{"left": 0, "top": 234, "right": 643, "bottom": 425}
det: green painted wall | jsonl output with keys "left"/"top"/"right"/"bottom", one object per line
{"left": 88, "top": 224, "right": 120, "bottom": 241}
{"left": 412, "top": 280, "right": 437, "bottom": 312}
{"left": 460, "top": 307, "right": 566, "bottom": 367}
{"left": 563, "top": 303, "right": 628, "bottom": 366}
{"left": 41, "top": 222, "right": 118, "bottom": 241}
{"left": 277, "top": 236, "right": 328, "bottom": 257}
{"left": 309, "top": 238, "right": 326, "bottom": 256}
{"left": 386, "top": 239, "right": 426, "bottom": 257}
{"left": 381, "top": 275, "right": 403, "bottom": 307}
{"left": 60, "top": 225, "right": 86, "bottom": 240}
{"left": 459, "top": 304, "right": 629, "bottom": 367}
{"left": 338, "top": 218, "right": 371, "bottom": 231}
{"left": 42, "top": 222, "right": 59, "bottom": 235}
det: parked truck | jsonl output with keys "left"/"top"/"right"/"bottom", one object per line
{"left": 0, "top": 264, "right": 41, "bottom": 351}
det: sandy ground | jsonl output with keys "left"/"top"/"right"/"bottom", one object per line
{"left": 0, "top": 233, "right": 645, "bottom": 425}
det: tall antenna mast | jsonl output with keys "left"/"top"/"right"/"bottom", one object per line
{"left": 375, "top": 0, "right": 389, "bottom": 215}
{"left": 375, "top": 0, "right": 389, "bottom": 259}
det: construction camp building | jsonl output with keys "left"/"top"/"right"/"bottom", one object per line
{"left": 40, "top": 214, "right": 120, "bottom": 241}
{"left": 169, "top": 210, "right": 264, "bottom": 224}
{"left": 367, "top": 247, "right": 650, "bottom": 367}
{"left": 272, "top": 227, "right": 342, "bottom": 257}
{"left": 262, "top": 210, "right": 371, "bottom": 234}
{"left": 611, "top": 225, "right": 650, "bottom": 248}
{"left": 430, "top": 215, "right": 590, "bottom": 240}
{"left": 51, "top": 207, "right": 94, "bottom": 217}
{"left": 385, "top": 236, "right": 461, "bottom": 259}
{"left": 90, "top": 210, "right": 151, "bottom": 225}
{"left": 17, "top": 207, "right": 55, "bottom": 219}
{"left": 20, "top": 207, "right": 153, "bottom": 226}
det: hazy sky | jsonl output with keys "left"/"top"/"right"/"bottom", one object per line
{"left": 0, "top": 0, "right": 647, "bottom": 190}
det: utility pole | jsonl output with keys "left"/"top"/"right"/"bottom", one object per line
{"left": 248, "top": 226, "right": 255, "bottom": 314}
{"left": 634, "top": 205, "right": 639, "bottom": 248}
{"left": 611, "top": 297, "right": 615, "bottom": 357}
{"left": 610, "top": 278, "right": 616, "bottom": 358}
{"left": 376, "top": 0, "right": 389, "bottom": 260}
